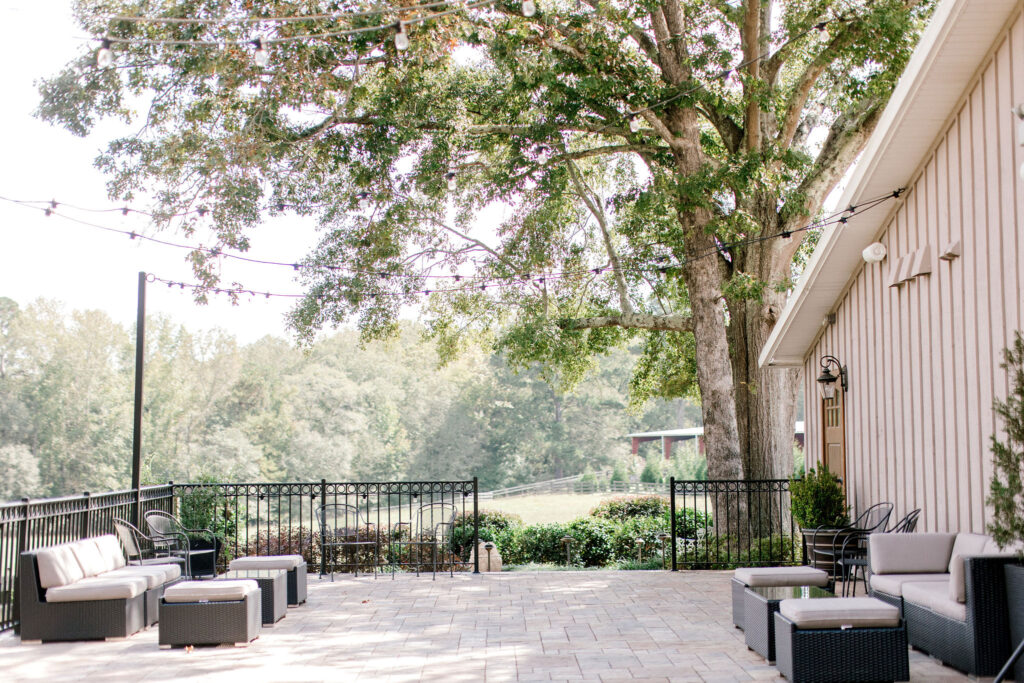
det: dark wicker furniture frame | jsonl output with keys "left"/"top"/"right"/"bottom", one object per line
{"left": 731, "top": 577, "right": 747, "bottom": 629}
{"left": 744, "top": 585, "right": 834, "bottom": 662}
{"left": 885, "top": 556, "right": 1015, "bottom": 676}
{"left": 18, "top": 552, "right": 145, "bottom": 642}
{"left": 285, "top": 562, "right": 307, "bottom": 605}
{"left": 158, "top": 593, "right": 261, "bottom": 647}
{"left": 217, "top": 570, "right": 287, "bottom": 626}
{"left": 773, "top": 612, "right": 909, "bottom": 682}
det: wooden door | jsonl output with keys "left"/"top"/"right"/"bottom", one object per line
{"left": 822, "top": 390, "right": 846, "bottom": 489}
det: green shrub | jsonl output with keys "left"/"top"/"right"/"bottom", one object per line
{"left": 590, "top": 495, "right": 668, "bottom": 521}
{"left": 450, "top": 508, "right": 523, "bottom": 558}
{"left": 669, "top": 507, "right": 712, "bottom": 538}
{"left": 790, "top": 465, "right": 849, "bottom": 528}
{"left": 176, "top": 478, "right": 236, "bottom": 552}
{"left": 640, "top": 457, "right": 662, "bottom": 483}
{"left": 566, "top": 517, "right": 617, "bottom": 566}
{"left": 519, "top": 522, "right": 572, "bottom": 565}
{"left": 611, "top": 516, "right": 668, "bottom": 561}
{"left": 492, "top": 525, "right": 527, "bottom": 565}
{"left": 610, "top": 463, "right": 628, "bottom": 483}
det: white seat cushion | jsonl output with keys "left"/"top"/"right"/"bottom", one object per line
{"left": 93, "top": 535, "right": 127, "bottom": 571}
{"left": 45, "top": 576, "right": 146, "bottom": 602}
{"left": 869, "top": 533, "right": 955, "bottom": 574}
{"left": 36, "top": 544, "right": 86, "bottom": 588}
{"left": 163, "top": 579, "right": 259, "bottom": 603}
{"left": 869, "top": 573, "right": 950, "bottom": 597}
{"left": 229, "top": 555, "right": 305, "bottom": 571}
{"left": 70, "top": 540, "right": 108, "bottom": 578}
{"left": 734, "top": 566, "right": 829, "bottom": 587}
{"left": 903, "top": 580, "right": 966, "bottom": 622}
{"left": 779, "top": 597, "right": 900, "bottom": 629}
{"left": 102, "top": 564, "right": 179, "bottom": 588}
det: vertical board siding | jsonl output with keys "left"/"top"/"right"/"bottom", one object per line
{"left": 802, "top": 10, "right": 1024, "bottom": 533}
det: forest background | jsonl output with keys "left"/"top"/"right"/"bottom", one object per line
{"left": 0, "top": 295, "right": 719, "bottom": 502}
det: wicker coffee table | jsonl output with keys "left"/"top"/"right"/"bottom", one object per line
{"left": 745, "top": 584, "right": 834, "bottom": 661}
{"left": 216, "top": 569, "right": 287, "bottom": 625}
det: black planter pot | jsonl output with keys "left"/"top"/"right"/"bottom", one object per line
{"left": 1006, "top": 563, "right": 1024, "bottom": 681}
{"left": 187, "top": 535, "right": 222, "bottom": 577}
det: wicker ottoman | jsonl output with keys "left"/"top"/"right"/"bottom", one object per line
{"left": 228, "top": 555, "right": 307, "bottom": 606}
{"left": 732, "top": 566, "right": 829, "bottom": 629}
{"left": 158, "top": 580, "right": 261, "bottom": 648}
{"left": 774, "top": 597, "right": 908, "bottom": 682}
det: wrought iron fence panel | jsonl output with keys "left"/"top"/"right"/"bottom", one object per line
{"left": 0, "top": 485, "right": 174, "bottom": 632}
{"left": 669, "top": 478, "right": 797, "bottom": 570}
{"left": 171, "top": 479, "right": 479, "bottom": 577}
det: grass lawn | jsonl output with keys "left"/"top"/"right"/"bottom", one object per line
{"left": 479, "top": 493, "right": 667, "bottom": 525}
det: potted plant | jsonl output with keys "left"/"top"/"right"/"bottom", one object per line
{"left": 177, "top": 478, "right": 235, "bottom": 575}
{"left": 790, "top": 464, "right": 849, "bottom": 573}
{"left": 987, "top": 331, "right": 1024, "bottom": 680}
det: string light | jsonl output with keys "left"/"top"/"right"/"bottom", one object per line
{"left": 444, "top": 170, "right": 457, "bottom": 191}
{"left": 96, "top": 38, "right": 113, "bottom": 68}
{"left": 394, "top": 22, "right": 410, "bottom": 50}
{"left": 251, "top": 38, "right": 269, "bottom": 67}
{"left": 628, "top": 115, "right": 641, "bottom": 133}
{"left": 522, "top": 1, "right": 537, "bottom": 17}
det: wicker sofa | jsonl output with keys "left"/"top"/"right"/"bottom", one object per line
{"left": 19, "top": 535, "right": 182, "bottom": 641}
{"left": 867, "top": 532, "right": 1017, "bottom": 676}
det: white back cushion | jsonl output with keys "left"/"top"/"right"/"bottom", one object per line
{"left": 35, "top": 544, "right": 86, "bottom": 588}
{"left": 947, "top": 533, "right": 991, "bottom": 572}
{"left": 69, "top": 540, "right": 107, "bottom": 577}
{"left": 869, "top": 533, "right": 955, "bottom": 574}
{"left": 93, "top": 535, "right": 127, "bottom": 571}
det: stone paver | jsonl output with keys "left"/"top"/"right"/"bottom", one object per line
{"left": 0, "top": 570, "right": 987, "bottom": 681}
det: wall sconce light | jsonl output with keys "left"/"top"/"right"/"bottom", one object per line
{"left": 817, "top": 355, "right": 848, "bottom": 400}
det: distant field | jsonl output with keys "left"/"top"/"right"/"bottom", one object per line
{"left": 480, "top": 493, "right": 667, "bottom": 524}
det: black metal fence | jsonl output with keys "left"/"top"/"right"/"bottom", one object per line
{"left": 0, "top": 486, "right": 175, "bottom": 632}
{"left": 172, "top": 479, "right": 480, "bottom": 576}
{"left": 669, "top": 477, "right": 799, "bottom": 569}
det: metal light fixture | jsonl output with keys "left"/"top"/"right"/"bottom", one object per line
{"left": 817, "top": 355, "right": 848, "bottom": 400}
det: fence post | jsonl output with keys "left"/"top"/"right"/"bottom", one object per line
{"left": 81, "top": 492, "right": 91, "bottom": 539}
{"left": 473, "top": 476, "right": 480, "bottom": 574}
{"left": 320, "top": 479, "right": 327, "bottom": 578}
{"left": 669, "top": 477, "right": 677, "bottom": 572}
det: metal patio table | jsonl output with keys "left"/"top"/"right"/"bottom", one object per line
{"left": 216, "top": 569, "right": 287, "bottom": 626}
{"left": 744, "top": 584, "right": 834, "bottom": 662}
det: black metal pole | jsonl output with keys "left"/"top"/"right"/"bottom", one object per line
{"left": 670, "top": 477, "right": 678, "bottom": 571}
{"left": 995, "top": 637, "right": 1024, "bottom": 683}
{"left": 473, "top": 476, "right": 480, "bottom": 574}
{"left": 131, "top": 272, "right": 146, "bottom": 528}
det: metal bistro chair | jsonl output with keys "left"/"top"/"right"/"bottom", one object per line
{"left": 393, "top": 502, "right": 458, "bottom": 580}
{"left": 143, "top": 510, "right": 218, "bottom": 578}
{"left": 837, "top": 508, "right": 921, "bottom": 596}
{"left": 316, "top": 503, "right": 380, "bottom": 581}
{"left": 112, "top": 517, "right": 187, "bottom": 575}
{"left": 807, "top": 502, "right": 893, "bottom": 595}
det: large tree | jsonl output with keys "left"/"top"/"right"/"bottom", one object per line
{"left": 40, "top": 0, "right": 933, "bottom": 480}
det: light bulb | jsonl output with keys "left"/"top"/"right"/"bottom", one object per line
{"left": 96, "top": 39, "right": 113, "bottom": 68}
{"left": 252, "top": 38, "right": 270, "bottom": 68}
{"left": 861, "top": 242, "right": 887, "bottom": 264}
{"left": 629, "top": 116, "right": 641, "bottom": 132}
{"left": 445, "top": 171, "right": 457, "bottom": 191}
{"left": 522, "top": 1, "right": 537, "bottom": 17}
{"left": 394, "top": 23, "right": 409, "bottom": 51}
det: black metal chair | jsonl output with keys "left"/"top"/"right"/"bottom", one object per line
{"left": 834, "top": 506, "right": 919, "bottom": 596}
{"left": 809, "top": 501, "right": 893, "bottom": 592}
{"left": 143, "top": 510, "right": 217, "bottom": 578}
{"left": 392, "top": 502, "right": 457, "bottom": 580}
{"left": 112, "top": 517, "right": 188, "bottom": 574}
{"left": 316, "top": 503, "right": 379, "bottom": 580}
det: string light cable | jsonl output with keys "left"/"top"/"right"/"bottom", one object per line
{"left": 1, "top": 188, "right": 903, "bottom": 305}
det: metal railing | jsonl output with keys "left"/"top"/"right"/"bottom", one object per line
{"left": 0, "top": 485, "right": 175, "bottom": 632}
{"left": 669, "top": 477, "right": 798, "bottom": 570}
{"left": 172, "top": 479, "right": 480, "bottom": 577}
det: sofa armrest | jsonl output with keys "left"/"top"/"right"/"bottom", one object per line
{"left": 869, "top": 532, "right": 956, "bottom": 574}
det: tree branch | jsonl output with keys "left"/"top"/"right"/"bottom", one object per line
{"left": 742, "top": 0, "right": 762, "bottom": 151}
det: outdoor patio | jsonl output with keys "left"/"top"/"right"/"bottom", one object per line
{"left": 0, "top": 570, "right": 980, "bottom": 682}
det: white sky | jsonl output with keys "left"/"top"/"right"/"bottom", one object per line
{"left": 0, "top": 1, "right": 324, "bottom": 343}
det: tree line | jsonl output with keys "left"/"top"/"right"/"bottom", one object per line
{"left": 0, "top": 296, "right": 699, "bottom": 501}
